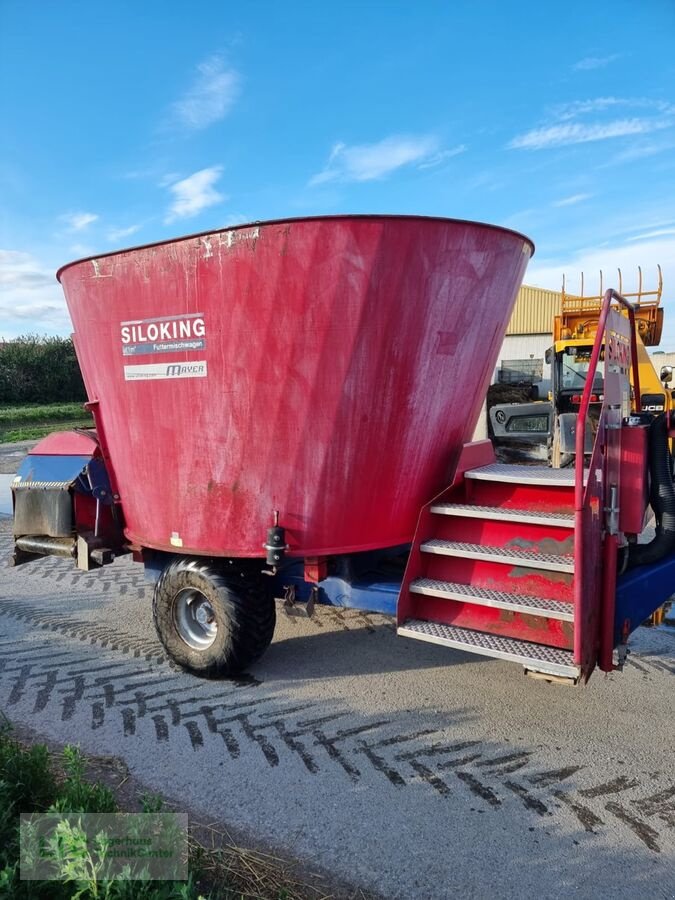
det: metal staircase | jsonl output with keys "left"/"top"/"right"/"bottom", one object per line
{"left": 397, "top": 287, "right": 646, "bottom": 684}
{"left": 398, "top": 460, "right": 580, "bottom": 681}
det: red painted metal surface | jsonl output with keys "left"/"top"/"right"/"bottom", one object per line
{"left": 574, "top": 292, "right": 638, "bottom": 677}
{"left": 618, "top": 425, "right": 649, "bottom": 534}
{"left": 410, "top": 595, "right": 573, "bottom": 649}
{"left": 398, "top": 437, "right": 575, "bottom": 648}
{"left": 576, "top": 456, "right": 603, "bottom": 676}
{"left": 28, "top": 430, "right": 98, "bottom": 456}
{"left": 304, "top": 557, "right": 328, "bottom": 583}
{"left": 421, "top": 554, "right": 574, "bottom": 603}
{"left": 431, "top": 516, "right": 574, "bottom": 549}
{"left": 58, "top": 216, "right": 532, "bottom": 558}
{"left": 397, "top": 440, "right": 496, "bottom": 624}
{"left": 464, "top": 480, "right": 575, "bottom": 513}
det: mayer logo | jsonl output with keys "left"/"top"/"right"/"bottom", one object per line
{"left": 124, "top": 361, "right": 208, "bottom": 382}
{"left": 165, "top": 363, "right": 205, "bottom": 377}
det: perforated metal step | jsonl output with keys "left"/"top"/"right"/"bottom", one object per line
{"left": 398, "top": 619, "right": 578, "bottom": 679}
{"left": 12, "top": 479, "right": 73, "bottom": 490}
{"left": 464, "top": 463, "right": 578, "bottom": 487}
{"left": 429, "top": 503, "right": 574, "bottom": 528}
{"left": 409, "top": 578, "right": 574, "bottom": 621}
{"left": 420, "top": 539, "right": 575, "bottom": 573}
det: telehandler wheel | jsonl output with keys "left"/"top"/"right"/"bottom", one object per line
{"left": 152, "top": 557, "right": 276, "bottom": 678}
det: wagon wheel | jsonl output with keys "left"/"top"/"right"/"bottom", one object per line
{"left": 152, "top": 557, "right": 276, "bottom": 678}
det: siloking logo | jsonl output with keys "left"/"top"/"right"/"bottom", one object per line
{"left": 120, "top": 313, "right": 206, "bottom": 356}
{"left": 121, "top": 312, "right": 208, "bottom": 382}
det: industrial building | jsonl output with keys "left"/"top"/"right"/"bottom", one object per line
{"left": 493, "top": 283, "right": 562, "bottom": 387}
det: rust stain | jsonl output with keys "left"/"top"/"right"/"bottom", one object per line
{"left": 498, "top": 609, "right": 516, "bottom": 624}
{"left": 508, "top": 536, "right": 575, "bottom": 555}
{"left": 278, "top": 224, "right": 292, "bottom": 256}
{"left": 519, "top": 613, "right": 552, "bottom": 633}
{"left": 489, "top": 612, "right": 571, "bottom": 645}
{"left": 496, "top": 609, "right": 555, "bottom": 633}
{"left": 206, "top": 479, "right": 239, "bottom": 498}
{"left": 508, "top": 566, "right": 574, "bottom": 586}
{"left": 517, "top": 502, "right": 575, "bottom": 516}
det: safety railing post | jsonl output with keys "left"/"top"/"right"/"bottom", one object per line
{"left": 574, "top": 289, "right": 639, "bottom": 673}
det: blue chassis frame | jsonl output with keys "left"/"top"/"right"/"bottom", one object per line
{"left": 146, "top": 544, "right": 673, "bottom": 644}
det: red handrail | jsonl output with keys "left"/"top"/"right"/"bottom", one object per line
{"left": 574, "top": 289, "right": 640, "bottom": 510}
{"left": 573, "top": 288, "right": 640, "bottom": 674}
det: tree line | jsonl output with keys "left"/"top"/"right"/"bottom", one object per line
{"left": 0, "top": 335, "right": 87, "bottom": 404}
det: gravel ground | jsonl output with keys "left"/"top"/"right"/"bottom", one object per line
{"left": 0, "top": 440, "right": 36, "bottom": 475}
{"left": 1, "top": 514, "right": 674, "bottom": 899}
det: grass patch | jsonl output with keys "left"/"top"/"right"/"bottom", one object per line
{"left": 0, "top": 403, "right": 93, "bottom": 443}
{"left": 1, "top": 421, "right": 93, "bottom": 443}
{"left": 0, "top": 721, "right": 352, "bottom": 900}
{"left": 0, "top": 723, "right": 205, "bottom": 898}
{"left": 0, "top": 403, "right": 89, "bottom": 423}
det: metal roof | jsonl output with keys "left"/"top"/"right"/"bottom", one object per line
{"left": 507, "top": 284, "right": 562, "bottom": 335}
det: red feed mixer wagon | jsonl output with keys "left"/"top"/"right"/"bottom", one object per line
{"left": 10, "top": 215, "right": 675, "bottom": 684}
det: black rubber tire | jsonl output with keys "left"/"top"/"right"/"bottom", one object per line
{"left": 152, "top": 557, "right": 276, "bottom": 678}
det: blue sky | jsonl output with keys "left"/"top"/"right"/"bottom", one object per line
{"left": 1, "top": 1, "right": 674, "bottom": 342}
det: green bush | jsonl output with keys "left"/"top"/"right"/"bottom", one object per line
{"left": 0, "top": 726, "right": 209, "bottom": 899}
{"left": 0, "top": 336, "right": 87, "bottom": 404}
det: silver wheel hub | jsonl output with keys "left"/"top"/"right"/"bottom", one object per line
{"left": 174, "top": 589, "right": 218, "bottom": 650}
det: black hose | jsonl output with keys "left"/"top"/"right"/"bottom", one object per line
{"left": 628, "top": 414, "right": 675, "bottom": 568}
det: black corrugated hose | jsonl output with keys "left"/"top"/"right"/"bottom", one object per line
{"left": 628, "top": 413, "right": 675, "bottom": 568}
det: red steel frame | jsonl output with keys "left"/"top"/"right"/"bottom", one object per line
{"left": 574, "top": 290, "right": 640, "bottom": 676}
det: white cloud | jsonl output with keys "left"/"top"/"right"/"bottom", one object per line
{"left": 69, "top": 243, "right": 95, "bottom": 257}
{"left": 552, "top": 97, "right": 625, "bottom": 121}
{"left": 164, "top": 166, "right": 226, "bottom": 223}
{"left": 107, "top": 224, "right": 143, "bottom": 242}
{"left": 0, "top": 300, "right": 67, "bottom": 325}
{"left": 465, "top": 170, "right": 506, "bottom": 192}
{"left": 572, "top": 54, "right": 620, "bottom": 72}
{"left": 552, "top": 97, "right": 674, "bottom": 122}
{"left": 509, "top": 118, "right": 670, "bottom": 150}
{"left": 158, "top": 172, "right": 182, "bottom": 187}
{"left": 0, "top": 249, "right": 54, "bottom": 290}
{"left": 171, "top": 55, "right": 240, "bottom": 130}
{"left": 0, "top": 249, "right": 70, "bottom": 337}
{"left": 119, "top": 162, "right": 173, "bottom": 182}
{"left": 309, "top": 134, "right": 445, "bottom": 185}
{"left": 509, "top": 97, "right": 675, "bottom": 151}
{"left": 418, "top": 145, "right": 467, "bottom": 169}
{"left": 59, "top": 211, "right": 99, "bottom": 232}
{"left": 553, "top": 193, "right": 592, "bottom": 207}
{"left": 628, "top": 227, "right": 675, "bottom": 241}
{"left": 604, "top": 140, "right": 675, "bottom": 166}
{"left": 499, "top": 207, "right": 545, "bottom": 232}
